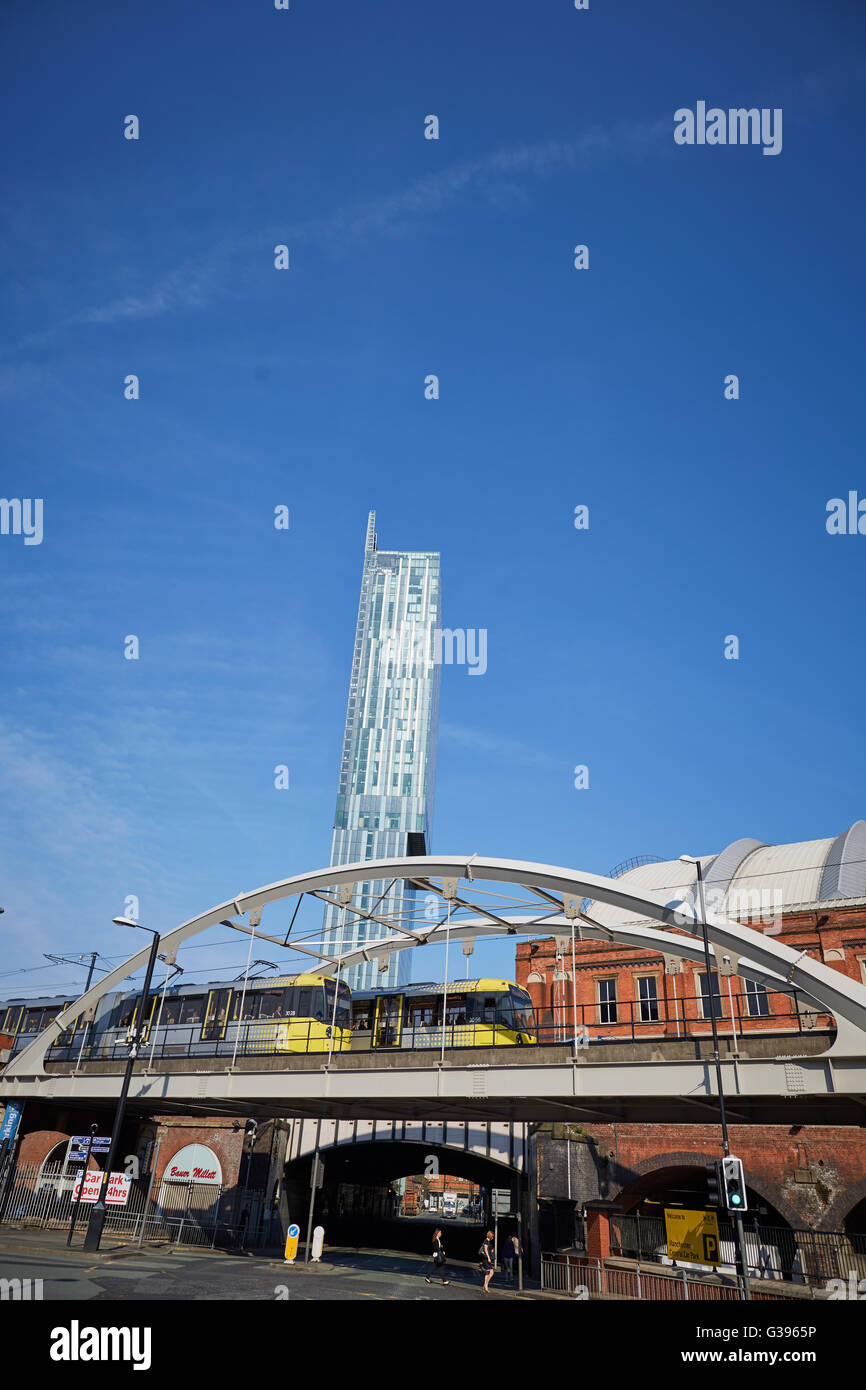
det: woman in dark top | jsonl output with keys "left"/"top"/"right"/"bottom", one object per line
{"left": 480, "top": 1230, "right": 495, "bottom": 1293}
{"left": 425, "top": 1227, "right": 450, "bottom": 1285}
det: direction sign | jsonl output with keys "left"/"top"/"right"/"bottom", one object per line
{"left": 284, "top": 1222, "right": 300, "bottom": 1263}
{"left": 664, "top": 1207, "right": 721, "bottom": 1266}
{"left": 68, "top": 1136, "right": 111, "bottom": 1161}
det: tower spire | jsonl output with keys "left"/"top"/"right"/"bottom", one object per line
{"left": 365, "top": 510, "right": 377, "bottom": 553}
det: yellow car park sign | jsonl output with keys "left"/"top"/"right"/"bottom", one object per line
{"left": 664, "top": 1208, "right": 721, "bottom": 1266}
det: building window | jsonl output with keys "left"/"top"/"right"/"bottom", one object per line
{"left": 698, "top": 972, "right": 723, "bottom": 1020}
{"left": 596, "top": 978, "right": 617, "bottom": 1025}
{"left": 745, "top": 979, "right": 770, "bottom": 1017}
{"left": 636, "top": 975, "right": 659, "bottom": 1023}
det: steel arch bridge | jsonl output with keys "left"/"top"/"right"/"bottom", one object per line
{"left": 4, "top": 853, "right": 866, "bottom": 1079}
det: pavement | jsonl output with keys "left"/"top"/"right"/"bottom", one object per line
{"left": 0, "top": 1226, "right": 546, "bottom": 1301}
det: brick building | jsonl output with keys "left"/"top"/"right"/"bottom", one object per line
{"left": 401, "top": 1173, "right": 481, "bottom": 1215}
{"left": 517, "top": 825, "right": 866, "bottom": 1246}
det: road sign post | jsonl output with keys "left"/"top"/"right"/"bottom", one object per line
{"left": 67, "top": 1124, "right": 98, "bottom": 1247}
{"left": 284, "top": 1222, "right": 300, "bottom": 1263}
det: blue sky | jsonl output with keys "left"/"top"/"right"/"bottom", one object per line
{"left": 1, "top": 0, "right": 864, "bottom": 997}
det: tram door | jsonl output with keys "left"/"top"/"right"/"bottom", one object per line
{"left": 202, "top": 988, "right": 232, "bottom": 1042}
{"left": 373, "top": 995, "right": 403, "bottom": 1048}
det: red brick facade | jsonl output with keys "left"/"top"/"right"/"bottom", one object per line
{"left": 575, "top": 1122, "right": 866, "bottom": 1231}
{"left": 516, "top": 903, "right": 866, "bottom": 1041}
{"left": 148, "top": 1117, "right": 246, "bottom": 1191}
{"left": 522, "top": 903, "right": 866, "bottom": 1234}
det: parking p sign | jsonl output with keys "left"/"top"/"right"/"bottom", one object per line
{"left": 284, "top": 1223, "right": 300, "bottom": 1263}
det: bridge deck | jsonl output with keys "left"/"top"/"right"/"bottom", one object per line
{"left": 4, "top": 1030, "right": 863, "bottom": 1126}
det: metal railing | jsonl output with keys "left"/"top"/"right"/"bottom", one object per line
{"left": 0, "top": 1160, "right": 269, "bottom": 1249}
{"left": 541, "top": 1253, "right": 807, "bottom": 1301}
{"left": 610, "top": 1212, "right": 866, "bottom": 1286}
{"left": 532, "top": 992, "right": 830, "bottom": 1046}
{"left": 42, "top": 991, "right": 832, "bottom": 1066}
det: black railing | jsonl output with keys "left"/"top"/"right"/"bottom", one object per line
{"left": 529, "top": 990, "right": 830, "bottom": 1045}
{"left": 42, "top": 992, "right": 834, "bottom": 1065}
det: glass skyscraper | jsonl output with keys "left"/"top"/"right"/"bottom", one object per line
{"left": 322, "top": 512, "right": 442, "bottom": 989}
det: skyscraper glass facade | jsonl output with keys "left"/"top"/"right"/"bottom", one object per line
{"left": 322, "top": 512, "right": 442, "bottom": 989}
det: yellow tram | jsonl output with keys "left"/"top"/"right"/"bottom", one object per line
{"left": 203, "top": 974, "right": 353, "bottom": 1054}
{"left": 351, "top": 978, "right": 536, "bottom": 1049}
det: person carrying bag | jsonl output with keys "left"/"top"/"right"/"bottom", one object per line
{"left": 424, "top": 1226, "right": 450, "bottom": 1286}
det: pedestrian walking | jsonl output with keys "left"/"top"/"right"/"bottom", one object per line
{"left": 424, "top": 1226, "right": 450, "bottom": 1285}
{"left": 501, "top": 1232, "right": 521, "bottom": 1284}
{"left": 480, "top": 1230, "right": 495, "bottom": 1293}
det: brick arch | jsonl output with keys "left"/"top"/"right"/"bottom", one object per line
{"left": 611, "top": 1150, "right": 802, "bottom": 1228}
{"left": 820, "top": 1172, "right": 866, "bottom": 1232}
{"left": 17, "top": 1129, "right": 70, "bottom": 1169}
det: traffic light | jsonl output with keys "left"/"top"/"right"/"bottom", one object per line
{"left": 705, "top": 1160, "right": 722, "bottom": 1206}
{"left": 722, "top": 1156, "right": 748, "bottom": 1213}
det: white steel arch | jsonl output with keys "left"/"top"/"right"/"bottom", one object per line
{"left": 4, "top": 853, "right": 866, "bottom": 1080}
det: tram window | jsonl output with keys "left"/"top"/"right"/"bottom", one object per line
{"left": 495, "top": 996, "right": 516, "bottom": 1029}
{"left": 509, "top": 989, "right": 534, "bottom": 1033}
{"left": 235, "top": 988, "right": 291, "bottom": 1022}
{"left": 406, "top": 997, "right": 438, "bottom": 1028}
{"left": 322, "top": 983, "right": 350, "bottom": 1028}
{"left": 256, "top": 990, "right": 286, "bottom": 1020}
{"left": 23, "top": 1006, "right": 64, "bottom": 1032}
{"left": 234, "top": 994, "right": 259, "bottom": 1022}
{"left": 445, "top": 996, "right": 467, "bottom": 1025}
{"left": 179, "top": 998, "right": 203, "bottom": 1024}
{"left": 353, "top": 1004, "right": 372, "bottom": 1030}
{"left": 480, "top": 996, "right": 497, "bottom": 1024}
{"left": 118, "top": 1005, "right": 136, "bottom": 1030}
{"left": 162, "top": 1001, "right": 182, "bottom": 1026}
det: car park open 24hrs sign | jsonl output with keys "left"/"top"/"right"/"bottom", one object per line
{"left": 664, "top": 1208, "right": 721, "bottom": 1266}
{"left": 72, "top": 1172, "right": 132, "bottom": 1205}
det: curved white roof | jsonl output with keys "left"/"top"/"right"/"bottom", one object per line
{"left": 724, "top": 838, "right": 834, "bottom": 919}
{"left": 585, "top": 822, "right": 866, "bottom": 929}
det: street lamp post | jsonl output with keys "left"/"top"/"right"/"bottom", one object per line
{"left": 83, "top": 918, "right": 160, "bottom": 1253}
{"left": 680, "top": 856, "right": 751, "bottom": 1300}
